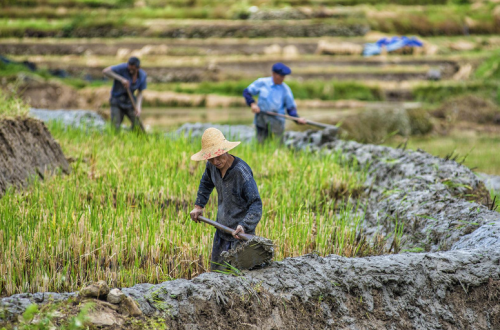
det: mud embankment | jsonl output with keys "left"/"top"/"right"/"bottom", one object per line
{"left": 0, "top": 117, "right": 69, "bottom": 198}
{"left": 32, "top": 59, "right": 459, "bottom": 83}
{"left": 2, "top": 123, "right": 500, "bottom": 329}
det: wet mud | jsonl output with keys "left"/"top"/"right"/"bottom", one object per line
{"left": 221, "top": 236, "right": 274, "bottom": 270}
{"left": 0, "top": 117, "right": 69, "bottom": 198}
{"left": 2, "top": 122, "right": 500, "bottom": 329}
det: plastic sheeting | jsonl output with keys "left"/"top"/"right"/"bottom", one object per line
{"left": 363, "top": 36, "right": 423, "bottom": 57}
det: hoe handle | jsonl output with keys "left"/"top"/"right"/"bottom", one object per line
{"left": 125, "top": 87, "right": 146, "bottom": 131}
{"left": 198, "top": 216, "right": 254, "bottom": 241}
{"left": 263, "top": 111, "right": 338, "bottom": 130}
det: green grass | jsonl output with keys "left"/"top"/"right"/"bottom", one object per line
{"left": 0, "top": 2, "right": 498, "bottom": 37}
{"left": 385, "top": 134, "right": 500, "bottom": 175}
{"left": 0, "top": 90, "right": 29, "bottom": 118}
{"left": 0, "top": 121, "right": 380, "bottom": 296}
{"left": 163, "top": 79, "right": 384, "bottom": 101}
{"left": 412, "top": 81, "right": 500, "bottom": 104}
{"left": 474, "top": 52, "right": 500, "bottom": 81}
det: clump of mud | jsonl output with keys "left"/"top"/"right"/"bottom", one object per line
{"left": 221, "top": 236, "right": 274, "bottom": 270}
{"left": 0, "top": 117, "right": 69, "bottom": 198}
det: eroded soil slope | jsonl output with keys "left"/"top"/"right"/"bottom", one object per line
{"left": 0, "top": 117, "right": 69, "bottom": 198}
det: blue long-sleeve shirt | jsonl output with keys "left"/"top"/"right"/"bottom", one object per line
{"left": 243, "top": 77, "right": 299, "bottom": 121}
{"left": 195, "top": 156, "right": 262, "bottom": 242}
{"left": 110, "top": 63, "right": 147, "bottom": 98}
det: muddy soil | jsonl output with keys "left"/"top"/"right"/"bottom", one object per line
{"left": 0, "top": 40, "right": 321, "bottom": 57}
{"left": 7, "top": 22, "right": 367, "bottom": 39}
{"left": 0, "top": 117, "right": 69, "bottom": 198}
{"left": 12, "top": 80, "right": 86, "bottom": 109}
{"left": 38, "top": 59, "right": 458, "bottom": 83}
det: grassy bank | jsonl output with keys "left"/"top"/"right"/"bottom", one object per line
{"left": 0, "top": 122, "right": 376, "bottom": 296}
{"left": 385, "top": 134, "right": 500, "bottom": 175}
{"left": 161, "top": 80, "right": 384, "bottom": 101}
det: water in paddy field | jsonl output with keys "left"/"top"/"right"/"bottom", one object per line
{"left": 140, "top": 107, "right": 255, "bottom": 129}
{"left": 138, "top": 102, "right": 420, "bottom": 130}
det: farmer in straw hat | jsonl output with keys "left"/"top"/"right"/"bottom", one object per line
{"left": 190, "top": 128, "right": 262, "bottom": 271}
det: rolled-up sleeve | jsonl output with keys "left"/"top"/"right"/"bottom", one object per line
{"left": 239, "top": 179, "right": 262, "bottom": 233}
{"left": 195, "top": 164, "right": 215, "bottom": 208}
{"left": 284, "top": 85, "right": 298, "bottom": 117}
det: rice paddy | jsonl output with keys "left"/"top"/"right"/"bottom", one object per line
{"left": 0, "top": 122, "right": 374, "bottom": 296}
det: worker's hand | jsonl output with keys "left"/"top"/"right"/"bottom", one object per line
{"left": 190, "top": 206, "right": 204, "bottom": 223}
{"left": 135, "top": 106, "right": 142, "bottom": 117}
{"left": 250, "top": 103, "right": 260, "bottom": 114}
{"left": 121, "top": 79, "right": 130, "bottom": 89}
{"left": 232, "top": 225, "right": 245, "bottom": 240}
{"left": 297, "top": 117, "right": 307, "bottom": 125}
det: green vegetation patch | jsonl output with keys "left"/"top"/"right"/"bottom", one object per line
{"left": 165, "top": 79, "right": 384, "bottom": 101}
{"left": 0, "top": 122, "right": 374, "bottom": 296}
{"left": 412, "top": 81, "right": 499, "bottom": 103}
{"left": 0, "top": 90, "right": 29, "bottom": 118}
{"left": 385, "top": 134, "right": 500, "bottom": 175}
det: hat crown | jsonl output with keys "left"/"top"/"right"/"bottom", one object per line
{"left": 201, "top": 128, "right": 226, "bottom": 149}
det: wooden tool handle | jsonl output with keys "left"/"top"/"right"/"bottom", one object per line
{"left": 198, "top": 216, "right": 254, "bottom": 241}
{"left": 262, "top": 111, "right": 338, "bottom": 130}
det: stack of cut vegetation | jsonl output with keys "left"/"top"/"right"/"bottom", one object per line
{"left": 0, "top": 92, "right": 69, "bottom": 198}
{"left": 432, "top": 95, "right": 500, "bottom": 126}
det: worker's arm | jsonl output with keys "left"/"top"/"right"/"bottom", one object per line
{"left": 135, "top": 90, "right": 143, "bottom": 116}
{"left": 102, "top": 66, "right": 129, "bottom": 88}
{"left": 135, "top": 73, "right": 147, "bottom": 116}
{"left": 243, "top": 79, "right": 265, "bottom": 114}
{"left": 190, "top": 165, "right": 215, "bottom": 222}
{"left": 238, "top": 178, "right": 262, "bottom": 235}
{"left": 284, "top": 86, "right": 307, "bottom": 125}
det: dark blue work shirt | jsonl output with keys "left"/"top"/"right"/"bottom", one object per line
{"left": 110, "top": 63, "right": 147, "bottom": 98}
{"left": 195, "top": 156, "right": 263, "bottom": 242}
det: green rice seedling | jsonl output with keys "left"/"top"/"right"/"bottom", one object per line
{"left": 0, "top": 121, "right": 381, "bottom": 295}
{"left": 0, "top": 90, "right": 29, "bottom": 118}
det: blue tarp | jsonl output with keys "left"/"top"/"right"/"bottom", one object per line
{"left": 363, "top": 36, "right": 423, "bottom": 57}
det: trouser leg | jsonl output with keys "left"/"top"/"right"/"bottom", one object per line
{"left": 123, "top": 107, "right": 145, "bottom": 133}
{"left": 269, "top": 121, "right": 285, "bottom": 144}
{"left": 256, "top": 126, "right": 268, "bottom": 144}
{"left": 110, "top": 104, "right": 125, "bottom": 132}
{"left": 210, "top": 231, "right": 241, "bottom": 272}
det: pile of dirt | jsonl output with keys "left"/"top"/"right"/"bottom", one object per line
{"left": 0, "top": 117, "right": 69, "bottom": 198}
{"left": 11, "top": 80, "right": 85, "bottom": 110}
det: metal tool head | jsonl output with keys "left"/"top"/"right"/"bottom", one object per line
{"left": 220, "top": 236, "right": 274, "bottom": 270}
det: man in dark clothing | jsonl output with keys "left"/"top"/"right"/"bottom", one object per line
{"left": 102, "top": 56, "right": 147, "bottom": 132}
{"left": 190, "top": 127, "right": 262, "bottom": 271}
{"left": 242, "top": 62, "right": 306, "bottom": 143}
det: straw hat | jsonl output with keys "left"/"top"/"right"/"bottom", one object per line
{"left": 191, "top": 128, "right": 241, "bottom": 161}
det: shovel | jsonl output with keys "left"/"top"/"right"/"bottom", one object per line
{"left": 262, "top": 111, "right": 339, "bottom": 131}
{"left": 197, "top": 215, "right": 274, "bottom": 270}
{"left": 125, "top": 88, "right": 146, "bottom": 132}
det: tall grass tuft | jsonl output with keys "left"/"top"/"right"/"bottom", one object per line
{"left": 0, "top": 89, "right": 29, "bottom": 118}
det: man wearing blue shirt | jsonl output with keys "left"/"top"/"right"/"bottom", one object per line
{"left": 243, "top": 63, "right": 306, "bottom": 143}
{"left": 102, "top": 57, "right": 147, "bottom": 132}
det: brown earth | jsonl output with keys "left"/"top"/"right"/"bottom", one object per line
{"left": 14, "top": 80, "right": 86, "bottom": 109}
{"left": 432, "top": 94, "right": 500, "bottom": 125}
{"left": 0, "top": 117, "right": 69, "bottom": 198}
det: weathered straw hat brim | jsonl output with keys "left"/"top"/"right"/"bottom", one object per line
{"left": 191, "top": 140, "right": 241, "bottom": 161}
